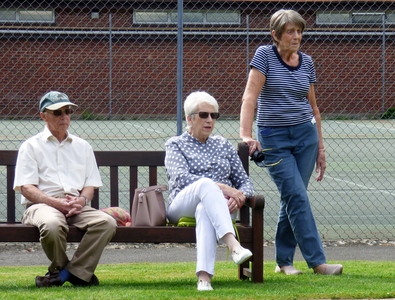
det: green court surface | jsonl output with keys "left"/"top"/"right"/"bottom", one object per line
{"left": 1, "top": 119, "right": 395, "bottom": 240}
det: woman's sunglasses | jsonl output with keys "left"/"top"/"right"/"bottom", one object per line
{"left": 45, "top": 109, "right": 74, "bottom": 116}
{"left": 191, "top": 111, "right": 220, "bottom": 119}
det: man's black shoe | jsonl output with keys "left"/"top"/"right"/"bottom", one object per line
{"left": 35, "top": 273, "right": 63, "bottom": 288}
{"left": 68, "top": 273, "right": 99, "bottom": 287}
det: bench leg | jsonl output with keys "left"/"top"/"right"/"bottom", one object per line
{"left": 238, "top": 260, "right": 252, "bottom": 280}
{"left": 251, "top": 208, "right": 264, "bottom": 283}
{"left": 238, "top": 250, "right": 263, "bottom": 283}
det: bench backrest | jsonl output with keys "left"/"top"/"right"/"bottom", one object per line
{"left": 91, "top": 151, "right": 167, "bottom": 209}
{"left": 0, "top": 143, "right": 250, "bottom": 223}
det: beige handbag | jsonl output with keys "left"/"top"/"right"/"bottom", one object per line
{"left": 131, "top": 185, "right": 167, "bottom": 226}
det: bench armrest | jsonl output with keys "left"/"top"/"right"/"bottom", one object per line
{"left": 245, "top": 195, "right": 265, "bottom": 210}
{"left": 239, "top": 195, "right": 265, "bottom": 227}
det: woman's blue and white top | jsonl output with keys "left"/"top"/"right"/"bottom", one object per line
{"left": 165, "top": 132, "right": 254, "bottom": 205}
{"left": 251, "top": 45, "right": 316, "bottom": 127}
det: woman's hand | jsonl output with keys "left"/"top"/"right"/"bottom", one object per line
{"left": 315, "top": 148, "right": 326, "bottom": 181}
{"left": 243, "top": 139, "right": 261, "bottom": 156}
{"left": 225, "top": 190, "right": 246, "bottom": 213}
{"left": 217, "top": 183, "right": 246, "bottom": 213}
{"left": 228, "top": 195, "right": 245, "bottom": 214}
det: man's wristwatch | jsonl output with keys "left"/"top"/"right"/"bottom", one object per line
{"left": 80, "top": 195, "right": 89, "bottom": 206}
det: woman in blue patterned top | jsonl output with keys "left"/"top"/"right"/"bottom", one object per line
{"left": 165, "top": 91, "right": 254, "bottom": 291}
{"left": 240, "top": 9, "right": 343, "bottom": 276}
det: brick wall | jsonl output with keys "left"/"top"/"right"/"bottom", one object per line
{"left": 1, "top": 5, "right": 394, "bottom": 119}
{"left": 1, "top": 35, "right": 393, "bottom": 118}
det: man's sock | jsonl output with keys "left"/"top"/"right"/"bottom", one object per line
{"left": 59, "top": 268, "right": 72, "bottom": 283}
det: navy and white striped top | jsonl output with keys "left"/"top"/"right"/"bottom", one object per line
{"left": 250, "top": 45, "right": 316, "bottom": 127}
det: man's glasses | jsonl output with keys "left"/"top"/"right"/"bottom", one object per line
{"left": 191, "top": 111, "right": 220, "bottom": 119}
{"left": 46, "top": 109, "right": 74, "bottom": 116}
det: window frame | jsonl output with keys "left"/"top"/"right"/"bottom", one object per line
{"left": 0, "top": 8, "right": 55, "bottom": 23}
{"left": 133, "top": 9, "right": 240, "bottom": 25}
{"left": 316, "top": 11, "right": 394, "bottom": 25}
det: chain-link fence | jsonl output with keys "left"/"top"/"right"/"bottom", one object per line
{"left": 1, "top": 1, "right": 395, "bottom": 242}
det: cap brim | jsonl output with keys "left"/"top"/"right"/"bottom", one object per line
{"left": 45, "top": 102, "right": 78, "bottom": 111}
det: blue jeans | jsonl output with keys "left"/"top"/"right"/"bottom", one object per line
{"left": 257, "top": 121, "right": 326, "bottom": 268}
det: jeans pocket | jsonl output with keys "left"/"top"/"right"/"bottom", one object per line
{"left": 259, "top": 127, "right": 272, "bottom": 136}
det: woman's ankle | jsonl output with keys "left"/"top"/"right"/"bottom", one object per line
{"left": 222, "top": 233, "right": 239, "bottom": 252}
{"left": 197, "top": 271, "right": 211, "bottom": 282}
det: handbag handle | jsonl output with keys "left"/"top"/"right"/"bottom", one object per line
{"left": 138, "top": 185, "right": 167, "bottom": 194}
{"left": 136, "top": 185, "right": 167, "bottom": 203}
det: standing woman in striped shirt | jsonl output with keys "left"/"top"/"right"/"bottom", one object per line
{"left": 240, "top": 9, "right": 343, "bottom": 275}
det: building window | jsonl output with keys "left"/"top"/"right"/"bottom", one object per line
{"left": 134, "top": 10, "right": 240, "bottom": 25}
{"left": 0, "top": 8, "right": 54, "bottom": 23}
{"left": 316, "top": 12, "right": 350, "bottom": 25}
{"left": 134, "top": 11, "right": 168, "bottom": 24}
{"left": 388, "top": 12, "right": 395, "bottom": 23}
{"left": 317, "top": 11, "right": 391, "bottom": 25}
{"left": 352, "top": 13, "right": 386, "bottom": 24}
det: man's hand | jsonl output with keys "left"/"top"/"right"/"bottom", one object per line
{"left": 21, "top": 184, "right": 91, "bottom": 217}
{"left": 64, "top": 195, "right": 84, "bottom": 217}
{"left": 54, "top": 195, "right": 84, "bottom": 217}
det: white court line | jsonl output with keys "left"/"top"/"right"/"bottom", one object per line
{"left": 126, "top": 123, "right": 164, "bottom": 134}
{"left": 333, "top": 120, "right": 395, "bottom": 132}
{"left": 325, "top": 175, "right": 395, "bottom": 197}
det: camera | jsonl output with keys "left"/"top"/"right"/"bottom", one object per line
{"left": 250, "top": 150, "right": 265, "bottom": 163}
{"left": 250, "top": 149, "right": 282, "bottom": 167}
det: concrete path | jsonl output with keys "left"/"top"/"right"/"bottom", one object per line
{"left": 0, "top": 242, "right": 394, "bottom": 266}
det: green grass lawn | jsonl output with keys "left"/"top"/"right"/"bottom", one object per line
{"left": 0, "top": 260, "right": 394, "bottom": 300}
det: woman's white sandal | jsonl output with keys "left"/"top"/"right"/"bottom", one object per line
{"left": 197, "top": 280, "right": 213, "bottom": 291}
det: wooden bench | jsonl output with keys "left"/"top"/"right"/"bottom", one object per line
{"left": 0, "top": 143, "right": 265, "bottom": 283}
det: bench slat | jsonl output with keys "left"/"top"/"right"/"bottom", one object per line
{"left": 130, "top": 167, "right": 137, "bottom": 204}
{"left": 94, "top": 151, "right": 166, "bottom": 167}
{"left": 148, "top": 166, "right": 158, "bottom": 186}
{"left": 110, "top": 166, "right": 119, "bottom": 207}
{"left": 0, "top": 224, "right": 252, "bottom": 244}
{"left": 7, "top": 166, "right": 16, "bottom": 223}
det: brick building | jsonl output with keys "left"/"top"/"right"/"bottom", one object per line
{"left": 0, "top": 0, "right": 394, "bottom": 118}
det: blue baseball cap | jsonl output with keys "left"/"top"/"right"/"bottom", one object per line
{"left": 39, "top": 91, "right": 78, "bottom": 112}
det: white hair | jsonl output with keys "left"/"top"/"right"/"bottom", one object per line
{"left": 184, "top": 91, "right": 219, "bottom": 130}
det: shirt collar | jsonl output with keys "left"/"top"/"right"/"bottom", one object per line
{"left": 185, "top": 131, "right": 210, "bottom": 144}
{"left": 42, "top": 126, "right": 73, "bottom": 142}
